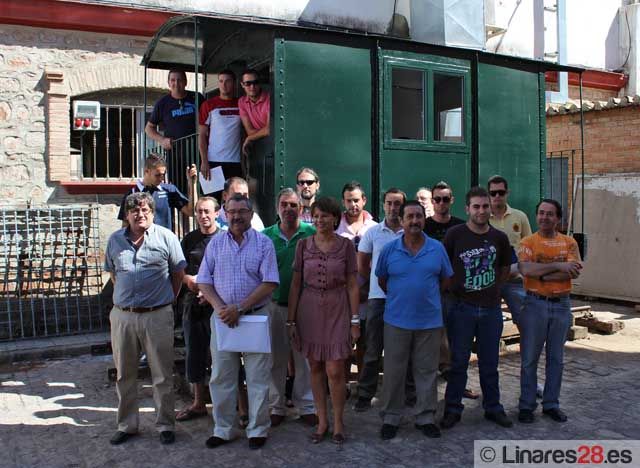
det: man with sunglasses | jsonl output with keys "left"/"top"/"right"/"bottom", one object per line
{"left": 424, "top": 181, "right": 464, "bottom": 242}
{"left": 487, "top": 175, "right": 532, "bottom": 330}
{"left": 295, "top": 167, "right": 320, "bottom": 223}
{"left": 239, "top": 69, "right": 270, "bottom": 157}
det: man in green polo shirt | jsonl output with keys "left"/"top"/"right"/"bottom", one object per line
{"left": 262, "top": 188, "right": 317, "bottom": 427}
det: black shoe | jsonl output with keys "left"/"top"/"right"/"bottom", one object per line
{"left": 543, "top": 408, "right": 568, "bottom": 423}
{"left": 439, "top": 412, "right": 461, "bottom": 429}
{"left": 415, "top": 423, "right": 441, "bottom": 438}
{"left": 205, "top": 436, "right": 229, "bottom": 448}
{"left": 109, "top": 431, "right": 136, "bottom": 445}
{"left": 518, "top": 409, "right": 535, "bottom": 424}
{"left": 353, "top": 397, "right": 371, "bottom": 412}
{"left": 485, "top": 411, "right": 513, "bottom": 428}
{"left": 248, "top": 437, "right": 267, "bottom": 450}
{"left": 159, "top": 431, "right": 175, "bottom": 445}
{"left": 380, "top": 424, "right": 398, "bottom": 440}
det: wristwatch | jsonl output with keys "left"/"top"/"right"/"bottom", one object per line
{"left": 237, "top": 305, "right": 245, "bottom": 315}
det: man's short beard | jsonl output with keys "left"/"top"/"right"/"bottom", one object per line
{"left": 300, "top": 192, "right": 314, "bottom": 201}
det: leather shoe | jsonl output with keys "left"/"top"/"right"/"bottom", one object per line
{"left": 440, "top": 412, "right": 461, "bottom": 429}
{"left": 485, "top": 411, "right": 513, "bottom": 428}
{"left": 518, "top": 409, "right": 535, "bottom": 424}
{"left": 353, "top": 397, "right": 371, "bottom": 412}
{"left": 415, "top": 423, "right": 441, "bottom": 438}
{"left": 543, "top": 408, "right": 568, "bottom": 422}
{"left": 380, "top": 423, "right": 398, "bottom": 440}
{"left": 299, "top": 413, "right": 319, "bottom": 426}
{"left": 248, "top": 437, "right": 267, "bottom": 450}
{"left": 205, "top": 436, "right": 229, "bottom": 448}
{"left": 109, "top": 431, "right": 136, "bottom": 445}
{"left": 159, "top": 431, "right": 175, "bottom": 445}
{"left": 270, "top": 414, "right": 285, "bottom": 427}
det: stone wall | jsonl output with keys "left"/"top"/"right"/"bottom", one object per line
{"left": 0, "top": 24, "right": 199, "bottom": 248}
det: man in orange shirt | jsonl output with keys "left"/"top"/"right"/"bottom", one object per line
{"left": 517, "top": 199, "right": 582, "bottom": 424}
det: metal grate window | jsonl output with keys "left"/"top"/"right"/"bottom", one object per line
{"left": 70, "top": 105, "right": 151, "bottom": 180}
{"left": 0, "top": 206, "right": 105, "bottom": 341}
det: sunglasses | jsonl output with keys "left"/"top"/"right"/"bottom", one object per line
{"left": 432, "top": 196, "right": 451, "bottom": 204}
{"left": 242, "top": 80, "right": 260, "bottom": 87}
{"left": 297, "top": 180, "right": 316, "bottom": 186}
{"left": 489, "top": 190, "right": 507, "bottom": 197}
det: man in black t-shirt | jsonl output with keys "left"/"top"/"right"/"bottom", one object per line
{"left": 175, "top": 197, "right": 220, "bottom": 422}
{"left": 145, "top": 70, "right": 204, "bottom": 187}
{"left": 423, "top": 181, "right": 464, "bottom": 242}
{"left": 146, "top": 70, "right": 203, "bottom": 149}
{"left": 423, "top": 181, "right": 475, "bottom": 399}
{"left": 440, "top": 187, "right": 512, "bottom": 431}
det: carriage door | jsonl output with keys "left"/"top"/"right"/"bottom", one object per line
{"left": 379, "top": 50, "right": 471, "bottom": 218}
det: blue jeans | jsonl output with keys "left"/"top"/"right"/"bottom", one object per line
{"left": 519, "top": 294, "right": 571, "bottom": 412}
{"left": 445, "top": 299, "right": 504, "bottom": 415}
{"left": 500, "top": 280, "right": 526, "bottom": 325}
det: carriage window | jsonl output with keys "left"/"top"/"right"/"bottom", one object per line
{"left": 391, "top": 68, "right": 424, "bottom": 140}
{"left": 433, "top": 73, "right": 463, "bottom": 143}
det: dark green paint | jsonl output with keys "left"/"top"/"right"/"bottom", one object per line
{"left": 274, "top": 39, "right": 372, "bottom": 202}
{"left": 379, "top": 50, "right": 471, "bottom": 218}
{"left": 477, "top": 63, "right": 545, "bottom": 224}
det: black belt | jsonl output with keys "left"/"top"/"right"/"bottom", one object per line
{"left": 117, "top": 303, "right": 172, "bottom": 313}
{"left": 526, "top": 291, "right": 569, "bottom": 303}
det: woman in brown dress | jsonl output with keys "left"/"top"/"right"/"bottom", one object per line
{"left": 288, "top": 197, "right": 360, "bottom": 444}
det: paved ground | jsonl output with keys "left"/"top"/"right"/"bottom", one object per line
{"left": 1, "top": 299, "right": 639, "bottom": 468}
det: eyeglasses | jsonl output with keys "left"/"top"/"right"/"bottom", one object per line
{"left": 242, "top": 80, "right": 259, "bottom": 87}
{"left": 129, "top": 207, "right": 151, "bottom": 215}
{"left": 226, "top": 209, "right": 251, "bottom": 216}
{"left": 297, "top": 180, "right": 316, "bottom": 186}
{"left": 489, "top": 190, "right": 507, "bottom": 197}
{"left": 432, "top": 196, "right": 451, "bottom": 204}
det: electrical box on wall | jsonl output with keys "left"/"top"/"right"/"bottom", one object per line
{"left": 72, "top": 100, "right": 101, "bottom": 131}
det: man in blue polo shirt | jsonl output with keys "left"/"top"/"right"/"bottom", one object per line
{"left": 375, "top": 200, "right": 453, "bottom": 440}
{"left": 118, "top": 154, "right": 195, "bottom": 231}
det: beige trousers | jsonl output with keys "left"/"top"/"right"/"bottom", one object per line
{"left": 110, "top": 304, "right": 175, "bottom": 433}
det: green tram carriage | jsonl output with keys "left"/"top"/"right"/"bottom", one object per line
{"left": 142, "top": 15, "right": 583, "bottom": 228}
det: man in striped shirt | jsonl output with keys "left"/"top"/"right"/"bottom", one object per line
{"left": 197, "top": 194, "right": 279, "bottom": 450}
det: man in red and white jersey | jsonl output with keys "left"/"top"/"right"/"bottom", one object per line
{"left": 198, "top": 69, "right": 243, "bottom": 200}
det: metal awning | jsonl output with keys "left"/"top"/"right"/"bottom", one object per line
{"left": 141, "top": 15, "right": 585, "bottom": 75}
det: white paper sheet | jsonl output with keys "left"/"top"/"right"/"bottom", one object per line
{"left": 214, "top": 315, "right": 271, "bottom": 353}
{"left": 198, "top": 166, "right": 225, "bottom": 194}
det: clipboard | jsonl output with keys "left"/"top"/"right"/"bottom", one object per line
{"left": 199, "top": 166, "right": 225, "bottom": 194}
{"left": 214, "top": 315, "right": 271, "bottom": 353}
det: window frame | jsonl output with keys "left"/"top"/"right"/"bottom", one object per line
{"left": 382, "top": 52, "right": 471, "bottom": 153}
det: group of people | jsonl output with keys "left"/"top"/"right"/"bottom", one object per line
{"left": 105, "top": 158, "right": 582, "bottom": 448}
{"left": 144, "top": 68, "right": 270, "bottom": 202}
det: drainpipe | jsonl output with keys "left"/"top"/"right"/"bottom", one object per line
{"left": 545, "top": 0, "right": 568, "bottom": 103}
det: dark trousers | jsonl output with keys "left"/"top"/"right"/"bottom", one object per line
{"left": 182, "top": 296, "right": 212, "bottom": 384}
{"left": 444, "top": 299, "right": 504, "bottom": 415}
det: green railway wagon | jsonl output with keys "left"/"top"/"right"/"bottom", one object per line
{"left": 142, "top": 15, "right": 582, "bottom": 226}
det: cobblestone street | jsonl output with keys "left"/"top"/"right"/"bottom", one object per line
{"left": 1, "top": 300, "right": 639, "bottom": 468}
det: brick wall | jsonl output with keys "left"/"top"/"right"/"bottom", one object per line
{"left": 547, "top": 106, "right": 640, "bottom": 175}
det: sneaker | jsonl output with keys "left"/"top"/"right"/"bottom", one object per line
{"left": 484, "top": 411, "right": 513, "bottom": 428}
{"left": 353, "top": 397, "right": 371, "bottom": 412}
{"left": 440, "top": 412, "right": 461, "bottom": 429}
{"left": 518, "top": 409, "right": 535, "bottom": 424}
{"left": 415, "top": 423, "right": 441, "bottom": 438}
{"left": 380, "top": 424, "right": 398, "bottom": 440}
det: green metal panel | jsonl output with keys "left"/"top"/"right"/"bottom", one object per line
{"left": 274, "top": 39, "right": 371, "bottom": 201}
{"left": 477, "top": 63, "right": 545, "bottom": 222}
{"left": 378, "top": 50, "right": 471, "bottom": 218}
